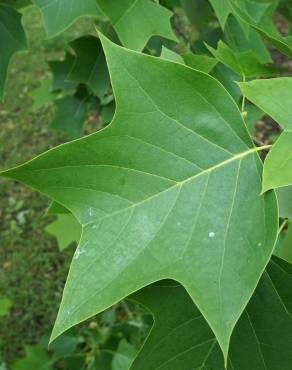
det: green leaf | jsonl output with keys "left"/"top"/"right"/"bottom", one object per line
{"left": 244, "top": 103, "right": 264, "bottom": 135}
{"left": 274, "top": 223, "right": 292, "bottom": 264}
{"left": 96, "top": 0, "right": 177, "bottom": 51}
{"left": 262, "top": 132, "right": 292, "bottom": 192}
{"left": 68, "top": 36, "right": 110, "bottom": 101}
{"left": 0, "top": 36, "right": 278, "bottom": 360}
{"left": 0, "top": 296, "right": 12, "bottom": 316}
{"left": 239, "top": 78, "right": 292, "bottom": 131}
{"left": 46, "top": 214, "right": 81, "bottom": 251}
{"left": 206, "top": 40, "right": 274, "bottom": 77}
{"left": 230, "top": 0, "right": 292, "bottom": 57}
{"left": 46, "top": 201, "right": 70, "bottom": 216}
{"left": 238, "top": 78, "right": 292, "bottom": 192}
{"left": 12, "top": 346, "right": 52, "bottom": 370}
{"left": 182, "top": 53, "right": 218, "bottom": 73}
{"left": 131, "top": 258, "right": 292, "bottom": 369}
{"left": 50, "top": 95, "right": 87, "bottom": 139}
{"left": 112, "top": 339, "right": 137, "bottom": 370}
{"left": 212, "top": 63, "right": 242, "bottom": 103}
{"left": 49, "top": 53, "right": 77, "bottom": 92}
{"left": 30, "top": 79, "right": 58, "bottom": 112}
{"left": 160, "top": 46, "right": 185, "bottom": 64}
{"left": 0, "top": 4, "right": 27, "bottom": 99}
{"left": 35, "top": 0, "right": 101, "bottom": 38}
{"left": 0, "top": 0, "right": 31, "bottom": 9}
{"left": 209, "top": 0, "right": 232, "bottom": 28}
{"left": 276, "top": 186, "right": 292, "bottom": 220}
{"left": 224, "top": 15, "right": 272, "bottom": 64}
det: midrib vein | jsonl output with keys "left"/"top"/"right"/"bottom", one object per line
{"left": 84, "top": 145, "right": 268, "bottom": 227}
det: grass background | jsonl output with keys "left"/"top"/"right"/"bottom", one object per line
{"left": 0, "top": 6, "right": 96, "bottom": 363}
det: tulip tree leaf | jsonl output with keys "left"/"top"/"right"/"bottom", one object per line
{"left": 0, "top": 4, "right": 27, "bottom": 99}
{"left": 35, "top": 0, "right": 101, "bottom": 38}
{"left": 262, "top": 132, "right": 292, "bottom": 192}
{"left": 96, "top": 0, "right": 176, "bottom": 51}
{"left": 47, "top": 201, "right": 70, "bottom": 216}
{"left": 239, "top": 78, "right": 292, "bottom": 131}
{"left": 130, "top": 258, "right": 292, "bottom": 370}
{"left": 160, "top": 46, "right": 185, "bottom": 64}
{"left": 0, "top": 36, "right": 278, "bottom": 360}
{"left": 49, "top": 53, "right": 77, "bottom": 92}
{"left": 206, "top": 40, "right": 274, "bottom": 77}
{"left": 209, "top": 0, "right": 232, "bottom": 29}
{"left": 224, "top": 15, "right": 272, "bottom": 64}
{"left": 274, "top": 223, "right": 292, "bottom": 264}
{"left": 276, "top": 186, "right": 292, "bottom": 220}
{"left": 238, "top": 78, "right": 292, "bottom": 192}
{"left": 50, "top": 95, "right": 87, "bottom": 139}
{"left": 68, "top": 36, "right": 110, "bottom": 101}
{"left": 182, "top": 53, "right": 218, "bottom": 73}
{"left": 46, "top": 214, "right": 82, "bottom": 251}
{"left": 229, "top": 0, "right": 292, "bottom": 57}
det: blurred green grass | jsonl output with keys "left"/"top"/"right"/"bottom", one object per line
{"left": 0, "top": 5, "right": 96, "bottom": 363}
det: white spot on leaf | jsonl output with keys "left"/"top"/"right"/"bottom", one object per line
{"left": 209, "top": 231, "right": 215, "bottom": 238}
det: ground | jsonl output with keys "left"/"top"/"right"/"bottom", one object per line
{"left": 0, "top": 6, "right": 95, "bottom": 363}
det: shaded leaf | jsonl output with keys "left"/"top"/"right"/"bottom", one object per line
{"left": 130, "top": 258, "right": 292, "bottom": 369}
{"left": 50, "top": 95, "right": 87, "bottom": 139}
{"left": 276, "top": 186, "right": 292, "bottom": 220}
{"left": 49, "top": 53, "right": 77, "bottom": 92}
{"left": 274, "top": 223, "right": 292, "bottom": 264}
{"left": 35, "top": 0, "right": 101, "bottom": 38}
{"left": 11, "top": 346, "right": 52, "bottom": 370}
{"left": 0, "top": 4, "right": 27, "bottom": 99}
{"left": 68, "top": 36, "right": 110, "bottom": 101}
{"left": 112, "top": 339, "right": 137, "bottom": 370}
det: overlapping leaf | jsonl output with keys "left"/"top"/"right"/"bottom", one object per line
{"left": 35, "top": 0, "right": 101, "bottom": 38}
{"left": 206, "top": 40, "right": 274, "bottom": 77}
{"left": 0, "top": 36, "right": 278, "bottom": 360}
{"left": 239, "top": 78, "right": 292, "bottom": 191}
{"left": 46, "top": 214, "right": 81, "bottom": 251}
{"left": 96, "top": 0, "right": 176, "bottom": 51}
{"left": 68, "top": 36, "right": 110, "bottom": 101}
{"left": 0, "top": 4, "right": 27, "bottom": 99}
{"left": 130, "top": 257, "right": 292, "bottom": 369}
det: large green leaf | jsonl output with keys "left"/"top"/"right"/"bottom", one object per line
{"left": 239, "top": 78, "right": 292, "bottom": 191}
{"left": 130, "top": 257, "right": 292, "bottom": 369}
{"left": 35, "top": 0, "right": 101, "bottom": 38}
{"left": 0, "top": 36, "right": 278, "bottom": 360}
{"left": 96, "top": 0, "right": 176, "bottom": 51}
{"left": 68, "top": 36, "right": 110, "bottom": 101}
{"left": 0, "top": 4, "right": 27, "bottom": 99}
